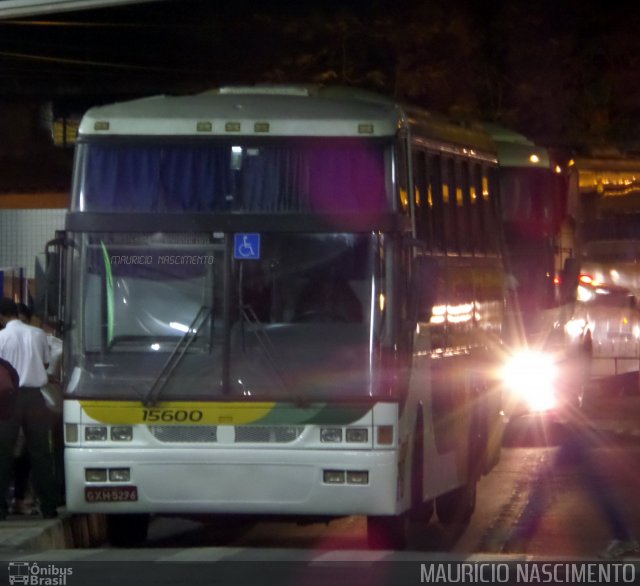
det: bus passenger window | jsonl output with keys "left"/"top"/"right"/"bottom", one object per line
{"left": 470, "top": 163, "right": 484, "bottom": 253}
{"left": 413, "top": 149, "right": 431, "bottom": 248}
{"left": 482, "top": 167, "right": 498, "bottom": 253}
{"left": 443, "top": 157, "right": 458, "bottom": 253}
{"left": 396, "top": 139, "right": 410, "bottom": 213}
{"left": 429, "top": 154, "right": 445, "bottom": 252}
{"left": 458, "top": 160, "right": 472, "bottom": 254}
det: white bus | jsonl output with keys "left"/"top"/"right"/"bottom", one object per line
{"left": 489, "top": 126, "right": 588, "bottom": 418}
{"left": 52, "top": 85, "right": 507, "bottom": 548}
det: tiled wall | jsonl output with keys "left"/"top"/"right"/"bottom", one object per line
{"left": 0, "top": 209, "right": 66, "bottom": 279}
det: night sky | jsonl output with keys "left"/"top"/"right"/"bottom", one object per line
{"left": 1, "top": 0, "right": 640, "bottom": 150}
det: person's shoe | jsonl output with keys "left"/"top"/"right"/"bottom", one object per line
{"left": 598, "top": 539, "right": 640, "bottom": 559}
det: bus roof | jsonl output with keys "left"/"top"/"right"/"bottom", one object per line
{"left": 79, "top": 85, "right": 403, "bottom": 138}
{"left": 78, "top": 85, "right": 497, "bottom": 157}
{"left": 485, "top": 124, "right": 552, "bottom": 169}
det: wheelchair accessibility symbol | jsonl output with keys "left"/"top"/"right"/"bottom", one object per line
{"left": 234, "top": 233, "right": 261, "bottom": 260}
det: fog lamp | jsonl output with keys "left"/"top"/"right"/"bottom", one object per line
{"left": 323, "top": 470, "right": 346, "bottom": 484}
{"left": 347, "top": 471, "right": 369, "bottom": 485}
{"left": 109, "top": 468, "right": 131, "bottom": 482}
{"left": 85, "top": 468, "right": 107, "bottom": 482}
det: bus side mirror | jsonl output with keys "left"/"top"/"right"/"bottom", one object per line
{"left": 34, "top": 232, "right": 66, "bottom": 332}
{"left": 411, "top": 256, "right": 439, "bottom": 322}
{"left": 560, "top": 257, "right": 580, "bottom": 303}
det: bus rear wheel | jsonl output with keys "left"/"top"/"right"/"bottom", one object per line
{"left": 106, "top": 513, "right": 150, "bottom": 547}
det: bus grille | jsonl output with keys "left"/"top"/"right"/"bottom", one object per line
{"left": 148, "top": 425, "right": 304, "bottom": 444}
{"left": 235, "top": 426, "right": 303, "bottom": 443}
{"left": 149, "top": 426, "right": 217, "bottom": 443}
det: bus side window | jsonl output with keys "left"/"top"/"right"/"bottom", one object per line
{"left": 482, "top": 166, "right": 498, "bottom": 254}
{"left": 443, "top": 157, "right": 458, "bottom": 254}
{"left": 470, "top": 163, "right": 484, "bottom": 253}
{"left": 413, "top": 149, "right": 432, "bottom": 249}
{"left": 395, "top": 137, "right": 410, "bottom": 214}
{"left": 488, "top": 166, "right": 501, "bottom": 253}
{"left": 458, "top": 160, "right": 473, "bottom": 254}
{"left": 429, "top": 153, "right": 445, "bottom": 252}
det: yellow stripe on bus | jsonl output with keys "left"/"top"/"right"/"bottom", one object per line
{"left": 80, "top": 401, "right": 277, "bottom": 425}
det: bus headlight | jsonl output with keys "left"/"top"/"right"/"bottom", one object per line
{"left": 345, "top": 428, "right": 368, "bottom": 443}
{"left": 111, "top": 426, "right": 133, "bottom": 441}
{"left": 85, "top": 426, "right": 108, "bottom": 441}
{"left": 501, "top": 350, "right": 558, "bottom": 412}
{"left": 320, "top": 428, "right": 343, "bottom": 443}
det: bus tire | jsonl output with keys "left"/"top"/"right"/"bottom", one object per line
{"left": 435, "top": 480, "right": 476, "bottom": 526}
{"left": 366, "top": 514, "right": 410, "bottom": 550}
{"left": 106, "top": 513, "right": 150, "bottom": 547}
{"left": 410, "top": 417, "right": 434, "bottom": 525}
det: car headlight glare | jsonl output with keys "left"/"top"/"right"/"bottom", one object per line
{"left": 502, "top": 350, "right": 559, "bottom": 411}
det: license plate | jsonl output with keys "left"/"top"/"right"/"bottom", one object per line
{"left": 85, "top": 486, "right": 138, "bottom": 503}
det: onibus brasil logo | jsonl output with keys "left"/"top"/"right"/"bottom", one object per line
{"left": 8, "top": 562, "right": 73, "bottom": 585}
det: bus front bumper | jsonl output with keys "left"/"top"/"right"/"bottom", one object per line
{"left": 65, "top": 447, "right": 400, "bottom": 516}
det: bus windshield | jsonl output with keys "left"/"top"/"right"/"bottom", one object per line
{"left": 500, "top": 167, "right": 565, "bottom": 237}
{"left": 74, "top": 138, "right": 389, "bottom": 214}
{"left": 66, "top": 231, "right": 382, "bottom": 402}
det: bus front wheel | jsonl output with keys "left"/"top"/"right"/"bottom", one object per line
{"left": 435, "top": 480, "right": 476, "bottom": 526}
{"left": 106, "top": 513, "right": 150, "bottom": 547}
{"left": 366, "top": 514, "right": 410, "bottom": 550}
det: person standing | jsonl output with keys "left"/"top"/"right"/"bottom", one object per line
{"left": 11, "top": 303, "right": 36, "bottom": 515}
{"left": 0, "top": 298, "right": 60, "bottom": 519}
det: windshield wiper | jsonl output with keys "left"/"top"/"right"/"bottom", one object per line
{"left": 240, "top": 304, "right": 306, "bottom": 404}
{"left": 143, "top": 306, "right": 212, "bottom": 407}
